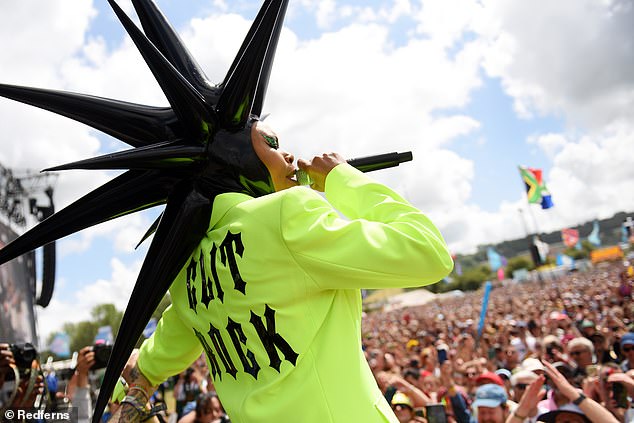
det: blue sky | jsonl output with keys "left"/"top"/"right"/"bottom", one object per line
{"left": 0, "top": 0, "right": 632, "bottom": 343}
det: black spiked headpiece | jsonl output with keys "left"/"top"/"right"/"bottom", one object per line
{"left": 0, "top": 0, "right": 289, "bottom": 420}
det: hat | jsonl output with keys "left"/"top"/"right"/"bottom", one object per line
{"left": 621, "top": 332, "right": 634, "bottom": 348}
{"left": 580, "top": 319, "right": 595, "bottom": 329}
{"left": 473, "top": 384, "right": 507, "bottom": 409}
{"left": 495, "top": 368, "right": 512, "bottom": 381}
{"left": 549, "top": 311, "right": 568, "bottom": 321}
{"left": 521, "top": 358, "right": 545, "bottom": 373}
{"left": 391, "top": 392, "right": 413, "bottom": 409}
{"left": 543, "top": 335, "right": 562, "bottom": 348}
{"left": 476, "top": 371, "right": 505, "bottom": 387}
{"left": 511, "top": 370, "right": 538, "bottom": 386}
{"left": 537, "top": 405, "right": 590, "bottom": 423}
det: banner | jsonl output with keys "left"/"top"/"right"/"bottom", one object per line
{"left": 561, "top": 228, "right": 580, "bottom": 248}
{"left": 49, "top": 332, "right": 71, "bottom": 358}
{"left": 533, "top": 236, "right": 550, "bottom": 263}
{"left": 590, "top": 246, "right": 623, "bottom": 264}
{"left": 0, "top": 221, "right": 37, "bottom": 344}
{"left": 94, "top": 325, "right": 113, "bottom": 344}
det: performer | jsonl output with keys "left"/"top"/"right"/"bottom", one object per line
{"left": 0, "top": 1, "right": 452, "bottom": 421}
{"left": 111, "top": 119, "right": 453, "bottom": 422}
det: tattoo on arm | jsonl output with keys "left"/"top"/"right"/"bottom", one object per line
{"left": 130, "top": 365, "right": 140, "bottom": 381}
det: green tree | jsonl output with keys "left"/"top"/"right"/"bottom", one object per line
{"left": 64, "top": 320, "right": 99, "bottom": 354}
{"left": 44, "top": 296, "right": 173, "bottom": 357}
{"left": 453, "top": 265, "right": 491, "bottom": 292}
{"left": 92, "top": 303, "right": 123, "bottom": 339}
{"left": 505, "top": 255, "right": 533, "bottom": 275}
{"left": 563, "top": 246, "right": 588, "bottom": 260}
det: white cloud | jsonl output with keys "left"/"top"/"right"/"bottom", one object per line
{"left": 2, "top": 0, "right": 633, "bottom": 340}
{"left": 37, "top": 257, "right": 142, "bottom": 344}
{"left": 527, "top": 133, "right": 568, "bottom": 159}
{"left": 58, "top": 210, "right": 155, "bottom": 257}
{"left": 478, "top": 0, "right": 634, "bottom": 128}
{"left": 548, "top": 124, "right": 634, "bottom": 222}
{"left": 316, "top": 0, "right": 337, "bottom": 29}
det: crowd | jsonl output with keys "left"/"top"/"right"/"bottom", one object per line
{"left": 1, "top": 259, "right": 633, "bottom": 423}
{"left": 362, "top": 259, "right": 634, "bottom": 422}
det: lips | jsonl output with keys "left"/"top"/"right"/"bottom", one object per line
{"left": 287, "top": 168, "right": 298, "bottom": 182}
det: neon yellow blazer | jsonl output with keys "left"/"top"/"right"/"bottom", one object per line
{"left": 138, "top": 164, "right": 453, "bottom": 422}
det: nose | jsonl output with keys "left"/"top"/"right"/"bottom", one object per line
{"left": 283, "top": 150, "right": 294, "bottom": 164}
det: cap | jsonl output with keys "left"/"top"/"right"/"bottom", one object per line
{"left": 537, "top": 406, "right": 590, "bottom": 423}
{"left": 495, "top": 368, "right": 512, "bottom": 381}
{"left": 391, "top": 392, "right": 413, "bottom": 409}
{"left": 521, "top": 357, "right": 545, "bottom": 373}
{"left": 476, "top": 371, "right": 505, "bottom": 387}
{"left": 473, "top": 384, "right": 507, "bottom": 409}
{"left": 580, "top": 319, "right": 595, "bottom": 329}
{"left": 621, "top": 332, "right": 634, "bottom": 348}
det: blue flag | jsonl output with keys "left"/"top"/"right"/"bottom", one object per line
{"left": 556, "top": 254, "right": 575, "bottom": 267}
{"left": 487, "top": 248, "right": 503, "bottom": 271}
{"left": 477, "top": 281, "right": 492, "bottom": 340}
{"left": 49, "top": 333, "right": 71, "bottom": 358}
{"left": 94, "top": 326, "right": 113, "bottom": 344}
{"left": 588, "top": 220, "right": 601, "bottom": 246}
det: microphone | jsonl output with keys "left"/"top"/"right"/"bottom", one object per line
{"left": 296, "top": 151, "right": 413, "bottom": 185}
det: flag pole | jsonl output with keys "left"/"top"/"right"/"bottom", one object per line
{"left": 526, "top": 201, "right": 541, "bottom": 235}
{"left": 518, "top": 208, "right": 530, "bottom": 238}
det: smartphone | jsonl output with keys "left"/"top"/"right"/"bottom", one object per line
{"left": 613, "top": 383, "right": 629, "bottom": 408}
{"left": 425, "top": 404, "right": 448, "bottom": 423}
{"left": 437, "top": 348, "right": 448, "bottom": 365}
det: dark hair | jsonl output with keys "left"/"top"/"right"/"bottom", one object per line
{"left": 403, "top": 368, "right": 420, "bottom": 380}
{"left": 195, "top": 392, "right": 220, "bottom": 417}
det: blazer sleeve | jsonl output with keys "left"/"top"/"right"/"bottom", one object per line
{"left": 280, "top": 163, "right": 453, "bottom": 290}
{"left": 137, "top": 304, "right": 203, "bottom": 386}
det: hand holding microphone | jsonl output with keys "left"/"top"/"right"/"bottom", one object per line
{"left": 296, "top": 153, "right": 346, "bottom": 192}
{"left": 296, "top": 151, "right": 413, "bottom": 191}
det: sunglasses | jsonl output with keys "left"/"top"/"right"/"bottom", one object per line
{"left": 515, "top": 383, "right": 529, "bottom": 390}
{"left": 623, "top": 346, "right": 634, "bottom": 352}
{"left": 569, "top": 350, "right": 586, "bottom": 356}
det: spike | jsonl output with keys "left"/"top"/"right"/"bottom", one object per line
{"left": 216, "top": 0, "right": 289, "bottom": 127}
{"left": 43, "top": 142, "right": 206, "bottom": 171}
{"left": 135, "top": 212, "right": 162, "bottom": 249}
{"left": 0, "top": 170, "right": 175, "bottom": 267}
{"left": 0, "top": 83, "right": 182, "bottom": 147}
{"left": 131, "top": 0, "right": 212, "bottom": 94}
{"left": 92, "top": 187, "right": 212, "bottom": 423}
{"left": 107, "top": 0, "right": 214, "bottom": 141}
